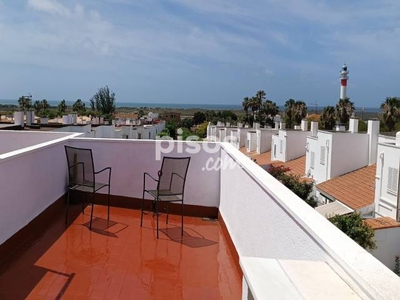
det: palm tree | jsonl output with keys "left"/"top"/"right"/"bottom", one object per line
{"left": 293, "top": 101, "right": 307, "bottom": 125}
{"left": 320, "top": 106, "right": 336, "bottom": 130}
{"left": 284, "top": 99, "right": 295, "bottom": 128}
{"left": 380, "top": 97, "right": 400, "bottom": 131}
{"left": 263, "top": 100, "right": 279, "bottom": 126}
{"left": 336, "top": 97, "right": 354, "bottom": 124}
{"left": 253, "top": 90, "right": 266, "bottom": 121}
{"left": 242, "top": 97, "right": 250, "bottom": 124}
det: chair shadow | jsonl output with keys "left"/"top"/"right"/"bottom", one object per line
{"left": 82, "top": 217, "right": 129, "bottom": 238}
{"left": 159, "top": 226, "right": 217, "bottom": 248}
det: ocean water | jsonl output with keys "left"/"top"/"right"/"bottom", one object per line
{"left": 0, "top": 99, "right": 380, "bottom": 112}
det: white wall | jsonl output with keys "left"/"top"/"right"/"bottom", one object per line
{"left": 67, "top": 139, "right": 221, "bottom": 207}
{"left": 285, "top": 130, "right": 310, "bottom": 161}
{"left": 256, "top": 129, "right": 276, "bottom": 154}
{"left": 307, "top": 131, "right": 369, "bottom": 184}
{"left": 0, "top": 131, "right": 73, "bottom": 155}
{"left": 331, "top": 132, "right": 369, "bottom": 179}
{"left": 246, "top": 131, "right": 257, "bottom": 152}
{"left": 370, "top": 227, "right": 400, "bottom": 271}
{"left": 375, "top": 143, "right": 399, "bottom": 220}
{"left": 0, "top": 136, "right": 76, "bottom": 244}
{"left": 219, "top": 143, "right": 400, "bottom": 300}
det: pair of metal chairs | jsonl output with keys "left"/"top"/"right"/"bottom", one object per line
{"left": 65, "top": 145, "right": 190, "bottom": 238}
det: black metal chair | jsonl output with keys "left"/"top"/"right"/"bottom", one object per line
{"left": 140, "top": 156, "right": 191, "bottom": 238}
{"left": 65, "top": 145, "right": 112, "bottom": 230}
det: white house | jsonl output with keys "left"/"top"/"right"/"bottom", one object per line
{"left": 374, "top": 132, "right": 400, "bottom": 220}
{"left": 271, "top": 119, "right": 310, "bottom": 162}
{"left": 306, "top": 119, "right": 379, "bottom": 185}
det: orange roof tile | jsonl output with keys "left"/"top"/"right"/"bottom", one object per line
{"left": 365, "top": 217, "right": 400, "bottom": 230}
{"left": 239, "top": 148, "right": 310, "bottom": 181}
{"left": 317, "top": 165, "right": 376, "bottom": 210}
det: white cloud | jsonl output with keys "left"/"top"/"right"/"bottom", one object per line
{"left": 27, "top": 0, "right": 70, "bottom": 16}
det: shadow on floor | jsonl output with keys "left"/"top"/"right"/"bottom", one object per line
{"left": 160, "top": 226, "right": 218, "bottom": 248}
{"left": 82, "top": 217, "right": 129, "bottom": 238}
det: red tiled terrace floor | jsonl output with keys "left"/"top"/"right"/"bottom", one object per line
{"left": 0, "top": 204, "right": 241, "bottom": 299}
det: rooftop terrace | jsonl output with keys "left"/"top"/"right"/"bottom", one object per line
{"left": 0, "top": 132, "right": 399, "bottom": 299}
{"left": 0, "top": 205, "right": 240, "bottom": 299}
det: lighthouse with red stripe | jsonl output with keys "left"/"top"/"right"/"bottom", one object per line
{"left": 340, "top": 63, "right": 349, "bottom": 99}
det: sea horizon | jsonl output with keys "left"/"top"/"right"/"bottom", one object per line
{"left": 0, "top": 98, "right": 381, "bottom": 113}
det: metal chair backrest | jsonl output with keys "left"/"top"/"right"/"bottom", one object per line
{"left": 157, "top": 157, "right": 190, "bottom": 195}
{"left": 65, "top": 145, "right": 95, "bottom": 188}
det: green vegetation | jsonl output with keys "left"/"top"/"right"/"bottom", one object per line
{"left": 72, "top": 99, "right": 86, "bottom": 115}
{"left": 268, "top": 164, "right": 317, "bottom": 207}
{"left": 58, "top": 99, "right": 67, "bottom": 115}
{"left": 242, "top": 90, "right": 278, "bottom": 127}
{"left": 336, "top": 97, "right": 355, "bottom": 124}
{"left": 284, "top": 99, "right": 307, "bottom": 128}
{"left": 380, "top": 97, "right": 400, "bottom": 131}
{"left": 90, "top": 85, "right": 116, "bottom": 118}
{"left": 329, "top": 213, "right": 376, "bottom": 250}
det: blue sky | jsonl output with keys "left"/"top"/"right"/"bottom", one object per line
{"left": 0, "top": 0, "right": 399, "bottom": 108}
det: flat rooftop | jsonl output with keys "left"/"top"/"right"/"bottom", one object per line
{"left": 0, "top": 205, "right": 241, "bottom": 299}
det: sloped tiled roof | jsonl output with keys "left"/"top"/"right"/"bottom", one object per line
{"left": 365, "top": 217, "right": 400, "bottom": 230}
{"left": 240, "top": 148, "right": 309, "bottom": 180}
{"left": 316, "top": 165, "right": 376, "bottom": 210}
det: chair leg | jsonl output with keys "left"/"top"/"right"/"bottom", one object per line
{"left": 166, "top": 202, "right": 170, "bottom": 224}
{"left": 90, "top": 193, "right": 95, "bottom": 230}
{"left": 65, "top": 190, "right": 70, "bottom": 225}
{"left": 140, "top": 190, "right": 145, "bottom": 227}
{"left": 107, "top": 186, "right": 110, "bottom": 221}
{"left": 156, "top": 200, "right": 159, "bottom": 239}
{"left": 81, "top": 192, "right": 85, "bottom": 215}
{"left": 181, "top": 201, "right": 184, "bottom": 236}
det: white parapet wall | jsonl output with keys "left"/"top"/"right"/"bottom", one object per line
{"left": 0, "top": 132, "right": 81, "bottom": 245}
{"left": 67, "top": 139, "right": 221, "bottom": 207}
{"left": 219, "top": 143, "right": 400, "bottom": 300}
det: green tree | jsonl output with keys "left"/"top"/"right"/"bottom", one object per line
{"left": 90, "top": 85, "right": 116, "bottom": 117}
{"left": 336, "top": 97, "right": 354, "bottom": 124}
{"left": 33, "top": 100, "right": 42, "bottom": 115}
{"left": 284, "top": 99, "right": 307, "bottom": 128}
{"left": 193, "top": 111, "right": 206, "bottom": 125}
{"left": 195, "top": 122, "right": 208, "bottom": 138}
{"left": 380, "top": 97, "right": 400, "bottom": 132}
{"left": 180, "top": 118, "right": 194, "bottom": 129}
{"left": 320, "top": 106, "right": 336, "bottom": 130}
{"left": 253, "top": 90, "right": 266, "bottom": 121}
{"left": 262, "top": 100, "right": 279, "bottom": 126}
{"left": 329, "top": 213, "right": 376, "bottom": 250}
{"left": 39, "top": 99, "right": 50, "bottom": 117}
{"left": 58, "top": 99, "right": 67, "bottom": 115}
{"left": 72, "top": 99, "right": 86, "bottom": 114}
{"left": 293, "top": 100, "right": 307, "bottom": 125}
{"left": 242, "top": 97, "right": 251, "bottom": 124}
{"left": 18, "top": 96, "right": 32, "bottom": 111}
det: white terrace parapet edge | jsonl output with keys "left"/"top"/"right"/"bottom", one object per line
{"left": 220, "top": 142, "right": 400, "bottom": 300}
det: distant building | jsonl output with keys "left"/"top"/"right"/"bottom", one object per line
{"left": 163, "top": 112, "right": 181, "bottom": 123}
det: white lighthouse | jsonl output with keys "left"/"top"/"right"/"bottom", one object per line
{"left": 340, "top": 63, "right": 349, "bottom": 99}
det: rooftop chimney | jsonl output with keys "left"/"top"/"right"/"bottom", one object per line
{"left": 280, "top": 122, "right": 286, "bottom": 130}
{"left": 301, "top": 119, "right": 308, "bottom": 132}
{"left": 396, "top": 132, "right": 400, "bottom": 146}
{"left": 311, "top": 121, "right": 318, "bottom": 137}
{"left": 367, "top": 120, "right": 380, "bottom": 165}
{"left": 349, "top": 118, "right": 359, "bottom": 133}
